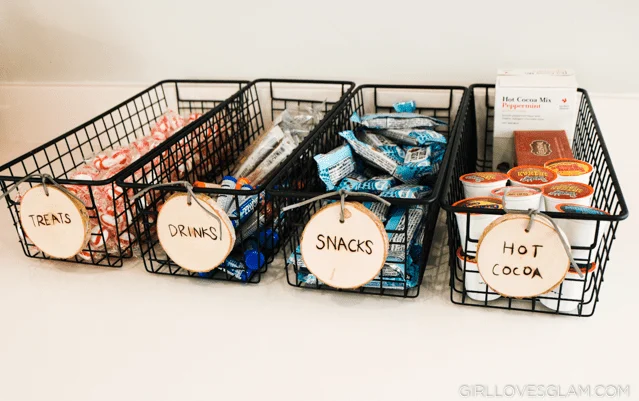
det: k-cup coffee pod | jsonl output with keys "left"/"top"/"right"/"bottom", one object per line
{"left": 508, "top": 166, "right": 557, "bottom": 211}
{"left": 544, "top": 158, "right": 593, "bottom": 184}
{"left": 459, "top": 172, "right": 509, "bottom": 198}
{"left": 452, "top": 197, "right": 503, "bottom": 255}
{"left": 456, "top": 247, "right": 500, "bottom": 302}
{"left": 507, "top": 165, "right": 558, "bottom": 188}
{"left": 554, "top": 203, "right": 610, "bottom": 262}
{"left": 540, "top": 262, "right": 597, "bottom": 312}
{"left": 490, "top": 186, "right": 542, "bottom": 211}
{"left": 542, "top": 182, "right": 594, "bottom": 212}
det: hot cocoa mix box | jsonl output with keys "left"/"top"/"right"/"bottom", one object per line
{"left": 493, "top": 69, "right": 578, "bottom": 170}
{"left": 514, "top": 130, "right": 573, "bottom": 166}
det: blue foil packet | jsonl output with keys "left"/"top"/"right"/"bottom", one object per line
{"left": 336, "top": 172, "right": 368, "bottom": 192}
{"left": 378, "top": 129, "right": 447, "bottom": 147}
{"left": 359, "top": 131, "right": 397, "bottom": 147}
{"left": 377, "top": 145, "right": 406, "bottom": 164}
{"left": 385, "top": 206, "right": 424, "bottom": 263}
{"left": 339, "top": 131, "right": 399, "bottom": 178}
{"left": 381, "top": 184, "right": 432, "bottom": 199}
{"left": 393, "top": 101, "right": 417, "bottom": 113}
{"left": 363, "top": 201, "right": 390, "bottom": 222}
{"left": 357, "top": 175, "right": 396, "bottom": 194}
{"left": 394, "top": 147, "right": 439, "bottom": 183}
{"left": 351, "top": 112, "right": 446, "bottom": 130}
{"left": 410, "top": 223, "right": 426, "bottom": 265}
{"left": 314, "top": 144, "right": 356, "bottom": 190}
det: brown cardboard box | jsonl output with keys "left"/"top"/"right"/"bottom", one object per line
{"left": 514, "top": 130, "right": 573, "bottom": 166}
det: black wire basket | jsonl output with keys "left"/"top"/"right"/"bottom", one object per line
{"left": 0, "top": 80, "right": 247, "bottom": 267}
{"left": 119, "top": 79, "right": 355, "bottom": 284}
{"left": 268, "top": 84, "right": 467, "bottom": 297}
{"left": 441, "top": 84, "right": 629, "bottom": 316}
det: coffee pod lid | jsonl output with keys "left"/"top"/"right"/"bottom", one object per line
{"left": 456, "top": 246, "right": 477, "bottom": 263}
{"left": 460, "top": 172, "right": 509, "bottom": 184}
{"left": 554, "top": 203, "right": 609, "bottom": 215}
{"left": 452, "top": 197, "right": 503, "bottom": 209}
{"left": 569, "top": 262, "right": 597, "bottom": 275}
{"left": 542, "top": 182, "right": 594, "bottom": 200}
{"left": 544, "top": 158, "right": 593, "bottom": 177}
{"left": 507, "top": 165, "right": 557, "bottom": 186}
{"left": 491, "top": 186, "right": 541, "bottom": 198}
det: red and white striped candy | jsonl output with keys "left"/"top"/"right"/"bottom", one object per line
{"left": 119, "top": 232, "right": 136, "bottom": 248}
{"left": 92, "top": 153, "right": 109, "bottom": 170}
{"left": 77, "top": 251, "right": 92, "bottom": 261}
{"left": 99, "top": 206, "right": 117, "bottom": 228}
{"left": 151, "top": 129, "right": 168, "bottom": 142}
{"left": 89, "top": 225, "right": 109, "bottom": 249}
{"left": 187, "top": 113, "right": 202, "bottom": 123}
{"left": 104, "top": 184, "right": 124, "bottom": 201}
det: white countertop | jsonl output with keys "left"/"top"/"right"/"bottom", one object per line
{"left": 0, "top": 86, "right": 637, "bottom": 401}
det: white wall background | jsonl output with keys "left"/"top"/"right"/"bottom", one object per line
{"left": 1, "top": 0, "right": 638, "bottom": 92}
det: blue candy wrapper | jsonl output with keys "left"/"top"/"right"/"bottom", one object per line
{"left": 359, "top": 131, "right": 405, "bottom": 164}
{"left": 336, "top": 172, "right": 368, "bottom": 192}
{"left": 351, "top": 112, "right": 446, "bottom": 130}
{"left": 409, "top": 223, "right": 426, "bottom": 266}
{"left": 380, "top": 184, "right": 432, "bottom": 199}
{"left": 314, "top": 144, "right": 356, "bottom": 190}
{"left": 357, "top": 175, "right": 396, "bottom": 194}
{"left": 393, "top": 100, "right": 417, "bottom": 113}
{"left": 339, "top": 130, "right": 399, "bottom": 178}
{"left": 394, "top": 147, "right": 439, "bottom": 183}
{"left": 378, "top": 145, "right": 406, "bottom": 164}
{"left": 360, "top": 131, "right": 396, "bottom": 147}
{"left": 363, "top": 201, "right": 390, "bottom": 222}
{"left": 385, "top": 206, "right": 424, "bottom": 263}
{"left": 290, "top": 244, "right": 419, "bottom": 289}
{"left": 377, "top": 128, "right": 447, "bottom": 147}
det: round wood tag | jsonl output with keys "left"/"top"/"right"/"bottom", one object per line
{"left": 476, "top": 214, "right": 570, "bottom": 298}
{"left": 156, "top": 193, "right": 235, "bottom": 273}
{"left": 300, "top": 201, "right": 388, "bottom": 289}
{"left": 19, "top": 185, "right": 91, "bottom": 259}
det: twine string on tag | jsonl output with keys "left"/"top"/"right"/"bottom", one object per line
{"left": 0, "top": 173, "right": 86, "bottom": 206}
{"left": 131, "top": 181, "right": 223, "bottom": 239}
{"left": 282, "top": 189, "right": 391, "bottom": 223}
{"left": 500, "top": 187, "right": 583, "bottom": 278}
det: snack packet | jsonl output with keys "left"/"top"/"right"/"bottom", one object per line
{"left": 336, "top": 172, "right": 368, "bottom": 192}
{"left": 380, "top": 184, "right": 432, "bottom": 199}
{"left": 314, "top": 144, "right": 356, "bottom": 190}
{"left": 351, "top": 112, "right": 446, "bottom": 130}
{"left": 339, "top": 131, "right": 399, "bottom": 178}
{"left": 377, "top": 129, "right": 447, "bottom": 147}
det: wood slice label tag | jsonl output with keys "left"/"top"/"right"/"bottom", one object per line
{"left": 20, "top": 185, "right": 90, "bottom": 259}
{"left": 157, "top": 193, "right": 235, "bottom": 273}
{"left": 300, "top": 202, "right": 388, "bottom": 289}
{"left": 476, "top": 214, "right": 570, "bottom": 298}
